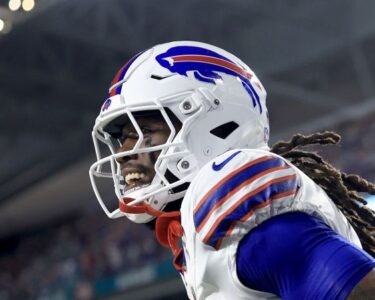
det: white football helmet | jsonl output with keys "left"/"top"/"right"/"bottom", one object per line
{"left": 89, "top": 41, "right": 269, "bottom": 223}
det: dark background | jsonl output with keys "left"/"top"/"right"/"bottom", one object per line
{"left": 0, "top": 1, "right": 374, "bottom": 299}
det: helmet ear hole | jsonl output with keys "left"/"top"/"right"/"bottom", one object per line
{"left": 210, "top": 121, "right": 239, "bottom": 139}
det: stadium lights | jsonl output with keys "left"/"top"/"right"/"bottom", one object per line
{"left": 0, "top": 19, "right": 4, "bottom": 32}
{"left": 0, "top": 18, "right": 12, "bottom": 34}
{"left": 8, "top": 0, "right": 21, "bottom": 11}
{"left": 8, "top": 0, "right": 35, "bottom": 13}
{"left": 22, "top": 0, "right": 35, "bottom": 12}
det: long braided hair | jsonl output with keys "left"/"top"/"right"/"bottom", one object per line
{"left": 271, "top": 131, "right": 375, "bottom": 257}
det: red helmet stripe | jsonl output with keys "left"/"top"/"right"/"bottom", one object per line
{"left": 172, "top": 55, "right": 253, "bottom": 80}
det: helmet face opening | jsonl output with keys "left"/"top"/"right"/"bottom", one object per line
{"left": 89, "top": 103, "right": 191, "bottom": 222}
{"left": 102, "top": 109, "right": 184, "bottom": 195}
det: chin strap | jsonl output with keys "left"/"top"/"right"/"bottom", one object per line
{"left": 118, "top": 197, "right": 164, "bottom": 217}
{"left": 155, "top": 211, "right": 185, "bottom": 272}
{"left": 119, "top": 197, "right": 186, "bottom": 272}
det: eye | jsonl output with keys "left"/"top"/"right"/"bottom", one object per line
{"left": 141, "top": 127, "right": 152, "bottom": 134}
{"left": 117, "top": 130, "right": 137, "bottom": 144}
{"left": 118, "top": 127, "right": 152, "bottom": 144}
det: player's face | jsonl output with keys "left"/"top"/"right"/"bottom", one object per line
{"left": 116, "top": 115, "right": 171, "bottom": 192}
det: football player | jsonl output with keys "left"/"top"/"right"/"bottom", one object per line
{"left": 89, "top": 41, "right": 375, "bottom": 299}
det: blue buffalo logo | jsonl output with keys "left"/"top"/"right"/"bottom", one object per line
{"left": 102, "top": 98, "right": 112, "bottom": 112}
{"left": 155, "top": 46, "right": 263, "bottom": 113}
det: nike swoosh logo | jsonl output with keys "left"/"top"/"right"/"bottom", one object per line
{"left": 212, "top": 150, "right": 242, "bottom": 171}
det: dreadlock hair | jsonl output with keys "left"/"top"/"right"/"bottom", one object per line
{"left": 271, "top": 131, "right": 375, "bottom": 257}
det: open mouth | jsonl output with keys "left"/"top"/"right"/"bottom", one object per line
{"left": 125, "top": 172, "right": 146, "bottom": 185}
{"left": 123, "top": 171, "right": 151, "bottom": 195}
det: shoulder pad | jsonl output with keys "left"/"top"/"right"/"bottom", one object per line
{"left": 191, "top": 149, "right": 300, "bottom": 249}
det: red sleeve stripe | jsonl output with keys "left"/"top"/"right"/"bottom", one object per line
{"left": 196, "top": 164, "right": 291, "bottom": 233}
{"left": 214, "top": 188, "right": 298, "bottom": 249}
{"left": 217, "top": 189, "right": 299, "bottom": 247}
{"left": 194, "top": 155, "right": 274, "bottom": 215}
{"left": 202, "top": 174, "right": 298, "bottom": 246}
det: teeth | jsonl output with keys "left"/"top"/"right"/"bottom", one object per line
{"left": 125, "top": 172, "right": 145, "bottom": 185}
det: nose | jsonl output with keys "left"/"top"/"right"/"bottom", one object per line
{"left": 116, "top": 152, "right": 138, "bottom": 165}
{"left": 116, "top": 138, "right": 139, "bottom": 164}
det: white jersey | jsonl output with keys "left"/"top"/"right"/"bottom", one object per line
{"left": 179, "top": 148, "right": 361, "bottom": 300}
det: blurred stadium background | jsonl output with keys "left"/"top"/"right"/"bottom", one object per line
{"left": 0, "top": 0, "right": 374, "bottom": 299}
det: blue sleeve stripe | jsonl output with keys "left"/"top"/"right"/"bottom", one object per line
{"left": 204, "top": 175, "right": 298, "bottom": 249}
{"left": 194, "top": 156, "right": 287, "bottom": 231}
